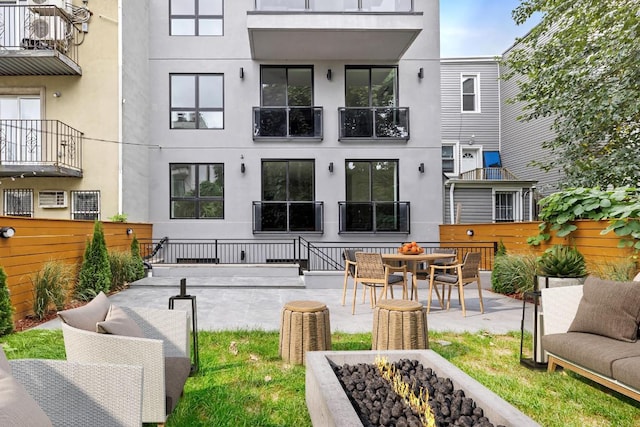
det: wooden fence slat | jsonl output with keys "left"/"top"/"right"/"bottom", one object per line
{"left": 0, "top": 216, "right": 152, "bottom": 320}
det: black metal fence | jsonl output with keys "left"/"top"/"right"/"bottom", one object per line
{"left": 140, "top": 237, "right": 498, "bottom": 272}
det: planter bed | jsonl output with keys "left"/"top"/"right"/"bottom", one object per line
{"left": 306, "top": 350, "right": 540, "bottom": 427}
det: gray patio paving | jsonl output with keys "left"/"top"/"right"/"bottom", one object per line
{"left": 37, "top": 271, "right": 528, "bottom": 335}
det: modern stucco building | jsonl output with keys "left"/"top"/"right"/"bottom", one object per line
{"left": 135, "top": 0, "right": 443, "bottom": 245}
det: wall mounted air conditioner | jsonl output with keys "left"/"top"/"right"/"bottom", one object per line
{"left": 29, "top": 16, "right": 66, "bottom": 41}
{"left": 28, "top": 0, "right": 66, "bottom": 10}
{"left": 39, "top": 191, "right": 68, "bottom": 208}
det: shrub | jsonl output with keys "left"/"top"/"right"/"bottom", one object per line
{"left": 31, "top": 260, "right": 73, "bottom": 320}
{"left": 491, "top": 252, "right": 538, "bottom": 295}
{"left": 108, "top": 250, "right": 137, "bottom": 291}
{"left": 589, "top": 258, "right": 637, "bottom": 282}
{"left": 0, "top": 266, "right": 14, "bottom": 336}
{"left": 76, "top": 221, "right": 112, "bottom": 301}
{"left": 537, "top": 245, "right": 587, "bottom": 278}
{"left": 130, "top": 235, "right": 145, "bottom": 281}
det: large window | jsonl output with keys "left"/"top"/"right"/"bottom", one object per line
{"left": 71, "top": 190, "right": 100, "bottom": 220}
{"left": 258, "top": 160, "right": 320, "bottom": 232}
{"left": 341, "top": 66, "right": 408, "bottom": 139}
{"left": 461, "top": 74, "right": 479, "bottom": 112}
{"left": 254, "top": 66, "right": 321, "bottom": 139}
{"left": 170, "top": 74, "right": 223, "bottom": 129}
{"left": 170, "top": 0, "right": 223, "bottom": 36}
{"left": 3, "top": 189, "right": 33, "bottom": 217}
{"left": 170, "top": 164, "right": 224, "bottom": 219}
{"left": 341, "top": 160, "right": 409, "bottom": 232}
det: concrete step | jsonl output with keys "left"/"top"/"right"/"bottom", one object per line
{"left": 148, "top": 263, "right": 301, "bottom": 278}
{"left": 131, "top": 275, "right": 305, "bottom": 289}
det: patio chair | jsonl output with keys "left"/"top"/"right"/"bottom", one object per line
{"left": 428, "top": 251, "right": 484, "bottom": 317}
{"left": 341, "top": 248, "right": 360, "bottom": 306}
{"left": 1, "top": 346, "right": 143, "bottom": 427}
{"left": 58, "top": 292, "right": 191, "bottom": 426}
{"left": 413, "top": 247, "right": 457, "bottom": 300}
{"left": 352, "top": 252, "right": 408, "bottom": 314}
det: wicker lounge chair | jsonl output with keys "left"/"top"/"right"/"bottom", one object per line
{"left": 59, "top": 293, "right": 191, "bottom": 426}
{"left": 1, "top": 347, "right": 143, "bottom": 427}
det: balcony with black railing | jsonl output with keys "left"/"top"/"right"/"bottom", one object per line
{"left": 0, "top": 5, "right": 81, "bottom": 75}
{"left": 338, "top": 107, "right": 409, "bottom": 141}
{"left": 253, "top": 107, "right": 323, "bottom": 141}
{"left": 338, "top": 201, "right": 410, "bottom": 233}
{"left": 0, "top": 119, "right": 83, "bottom": 177}
{"left": 253, "top": 201, "right": 324, "bottom": 233}
{"left": 247, "top": 1, "right": 423, "bottom": 60}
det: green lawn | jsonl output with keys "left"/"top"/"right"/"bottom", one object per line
{"left": 2, "top": 329, "right": 639, "bottom": 426}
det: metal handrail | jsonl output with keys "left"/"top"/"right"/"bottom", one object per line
{"left": 254, "top": 0, "right": 414, "bottom": 12}
{"left": 138, "top": 237, "right": 498, "bottom": 271}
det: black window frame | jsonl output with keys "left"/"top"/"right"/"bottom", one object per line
{"left": 170, "top": 163, "right": 225, "bottom": 220}
{"left": 170, "top": 73, "right": 224, "bottom": 130}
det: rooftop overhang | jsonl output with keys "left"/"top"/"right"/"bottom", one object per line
{"left": 247, "top": 12, "right": 423, "bottom": 60}
{"left": 0, "top": 49, "right": 81, "bottom": 76}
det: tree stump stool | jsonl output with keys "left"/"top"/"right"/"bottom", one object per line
{"left": 279, "top": 300, "right": 331, "bottom": 365}
{"left": 372, "top": 299, "right": 429, "bottom": 350}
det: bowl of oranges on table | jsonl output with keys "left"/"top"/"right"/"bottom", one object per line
{"left": 398, "top": 241, "right": 424, "bottom": 255}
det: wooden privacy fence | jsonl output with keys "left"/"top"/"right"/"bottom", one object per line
{"left": 0, "top": 216, "right": 152, "bottom": 321}
{"left": 440, "top": 220, "right": 637, "bottom": 271}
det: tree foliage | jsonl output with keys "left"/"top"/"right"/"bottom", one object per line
{"left": 502, "top": 0, "right": 640, "bottom": 188}
{"left": 76, "top": 221, "right": 112, "bottom": 301}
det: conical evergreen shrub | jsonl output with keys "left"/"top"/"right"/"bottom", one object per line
{"left": 0, "top": 266, "right": 14, "bottom": 336}
{"left": 76, "top": 221, "right": 112, "bottom": 301}
{"left": 130, "top": 235, "right": 145, "bottom": 281}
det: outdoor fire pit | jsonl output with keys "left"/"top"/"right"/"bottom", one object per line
{"left": 306, "top": 350, "right": 540, "bottom": 427}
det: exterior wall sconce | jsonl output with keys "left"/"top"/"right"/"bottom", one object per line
{"left": 326, "top": 69, "right": 332, "bottom": 81}
{"left": 126, "top": 228, "right": 133, "bottom": 236}
{"left": 418, "top": 68, "right": 424, "bottom": 79}
{"left": 241, "top": 163, "right": 246, "bottom": 173}
{"left": 466, "top": 229, "right": 474, "bottom": 237}
{"left": 418, "top": 163, "right": 425, "bottom": 173}
{"left": 239, "top": 67, "right": 244, "bottom": 79}
{"left": 328, "top": 162, "right": 334, "bottom": 173}
{"left": 53, "top": 91, "right": 61, "bottom": 97}
{"left": 0, "top": 226, "right": 15, "bottom": 238}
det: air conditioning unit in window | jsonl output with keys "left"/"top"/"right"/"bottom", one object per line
{"left": 39, "top": 191, "right": 67, "bottom": 208}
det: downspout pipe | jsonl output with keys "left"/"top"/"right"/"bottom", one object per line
{"left": 449, "top": 182, "right": 456, "bottom": 224}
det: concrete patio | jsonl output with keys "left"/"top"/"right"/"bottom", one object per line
{"left": 37, "top": 271, "right": 527, "bottom": 335}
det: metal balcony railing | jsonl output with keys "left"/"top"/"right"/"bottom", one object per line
{"left": 254, "top": 0, "right": 414, "bottom": 12}
{"left": 0, "top": 5, "right": 81, "bottom": 75}
{"left": 0, "top": 119, "right": 83, "bottom": 176}
{"left": 459, "top": 168, "right": 520, "bottom": 181}
{"left": 338, "top": 201, "right": 410, "bottom": 233}
{"left": 253, "top": 201, "right": 324, "bottom": 233}
{"left": 338, "top": 107, "right": 409, "bottom": 141}
{"left": 253, "top": 107, "right": 323, "bottom": 140}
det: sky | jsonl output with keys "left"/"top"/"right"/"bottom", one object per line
{"left": 440, "top": 0, "right": 541, "bottom": 57}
